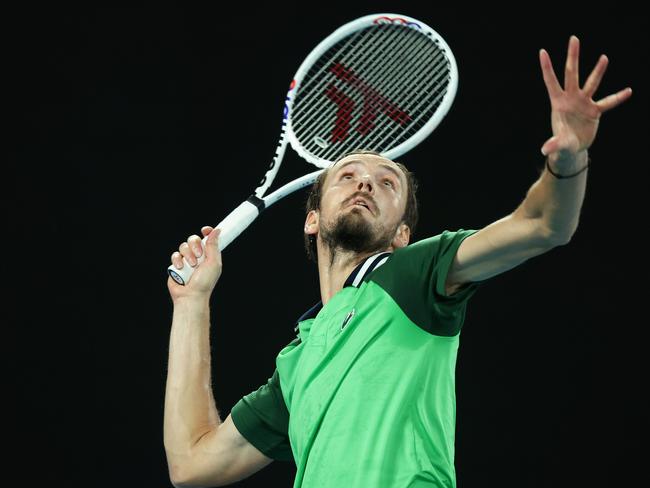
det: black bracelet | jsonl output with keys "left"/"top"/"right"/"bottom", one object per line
{"left": 546, "top": 157, "right": 590, "bottom": 179}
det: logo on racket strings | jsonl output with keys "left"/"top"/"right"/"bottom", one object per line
{"left": 324, "top": 62, "right": 412, "bottom": 143}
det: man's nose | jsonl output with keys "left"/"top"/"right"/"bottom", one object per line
{"left": 357, "top": 175, "right": 373, "bottom": 193}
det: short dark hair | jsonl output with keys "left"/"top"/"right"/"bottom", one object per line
{"left": 304, "top": 150, "right": 419, "bottom": 262}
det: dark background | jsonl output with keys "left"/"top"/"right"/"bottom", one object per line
{"left": 6, "top": 4, "right": 647, "bottom": 487}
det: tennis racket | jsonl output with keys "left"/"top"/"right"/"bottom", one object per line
{"left": 168, "top": 13, "right": 459, "bottom": 285}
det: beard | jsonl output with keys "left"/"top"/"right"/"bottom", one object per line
{"left": 320, "top": 207, "right": 396, "bottom": 257}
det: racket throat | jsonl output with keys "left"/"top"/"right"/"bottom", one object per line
{"left": 246, "top": 194, "right": 266, "bottom": 213}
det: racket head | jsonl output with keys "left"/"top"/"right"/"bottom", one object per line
{"left": 283, "top": 13, "right": 458, "bottom": 168}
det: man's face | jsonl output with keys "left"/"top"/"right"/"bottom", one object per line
{"left": 309, "top": 153, "right": 410, "bottom": 255}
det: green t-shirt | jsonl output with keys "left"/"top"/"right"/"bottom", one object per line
{"left": 231, "top": 229, "right": 483, "bottom": 487}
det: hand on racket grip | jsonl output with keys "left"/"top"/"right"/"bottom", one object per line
{"left": 169, "top": 225, "right": 222, "bottom": 292}
{"left": 168, "top": 227, "right": 222, "bottom": 298}
{"left": 167, "top": 197, "right": 261, "bottom": 286}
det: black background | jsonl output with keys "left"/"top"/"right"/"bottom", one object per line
{"left": 6, "top": 4, "right": 647, "bottom": 487}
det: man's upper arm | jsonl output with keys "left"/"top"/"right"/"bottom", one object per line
{"left": 446, "top": 214, "right": 557, "bottom": 293}
{"left": 171, "top": 413, "right": 273, "bottom": 487}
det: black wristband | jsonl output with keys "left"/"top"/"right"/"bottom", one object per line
{"left": 546, "top": 157, "right": 590, "bottom": 179}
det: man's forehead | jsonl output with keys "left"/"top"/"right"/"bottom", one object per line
{"left": 332, "top": 153, "right": 395, "bottom": 168}
{"left": 328, "top": 153, "right": 406, "bottom": 186}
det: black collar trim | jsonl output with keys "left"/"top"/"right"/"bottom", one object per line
{"left": 294, "top": 251, "right": 392, "bottom": 329}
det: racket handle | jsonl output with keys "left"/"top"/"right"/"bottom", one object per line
{"left": 167, "top": 197, "right": 263, "bottom": 285}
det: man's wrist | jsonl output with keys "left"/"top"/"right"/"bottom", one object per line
{"left": 546, "top": 150, "right": 589, "bottom": 179}
{"left": 172, "top": 294, "right": 211, "bottom": 310}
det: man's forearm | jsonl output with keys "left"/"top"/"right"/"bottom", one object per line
{"left": 517, "top": 150, "right": 589, "bottom": 243}
{"left": 164, "top": 297, "right": 222, "bottom": 464}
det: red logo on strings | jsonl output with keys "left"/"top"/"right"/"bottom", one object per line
{"left": 324, "top": 62, "right": 412, "bottom": 143}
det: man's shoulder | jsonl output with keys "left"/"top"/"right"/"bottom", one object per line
{"left": 397, "top": 229, "right": 478, "bottom": 253}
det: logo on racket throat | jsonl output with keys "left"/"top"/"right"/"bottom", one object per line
{"left": 323, "top": 62, "right": 412, "bottom": 143}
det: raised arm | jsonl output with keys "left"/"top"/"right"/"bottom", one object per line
{"left": 164, "top": 227, "right": 272, "bottom": 487}
{"left": 445, "top": 36, "right": 632, "bottom": 294}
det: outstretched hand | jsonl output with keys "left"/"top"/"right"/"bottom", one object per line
{"left": 539, "top": 35, "right": 632, "bottom": 157}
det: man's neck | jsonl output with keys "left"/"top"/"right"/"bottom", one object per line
{"left": 316, "top": 247, "right": 385, "bottom": 305}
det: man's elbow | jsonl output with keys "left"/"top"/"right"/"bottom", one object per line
{"left": 169, "top": 473, "right": 205, "bottom": 488}
{"left": 168, "top": 461, "right": 204, "bottom": 488}
{"left": 535, "top": 219, "right": 575, "bottom": 247}
{"left": 546, "top": 230, "right": 573, "bottom": 247}
{"left": 168, "top": 463, "right": 191, "bottom": 488}
{"left": 170, "top": 477, "right": 189, "bottom": 488}
{"left": 168, "top": 461, "right": 231, "bottom": 488}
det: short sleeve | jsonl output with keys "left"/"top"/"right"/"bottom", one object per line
{"left": 429, "top": 229, "right": 483, "bottom": 329}
{"left": 430, "top": 229, "right": 482, "bottom": 303}
{"left": 230, "top": 368, "right": 293, "bottom": 462}
{"left": 369, "top": 229, "right": 483, "bottom": 336}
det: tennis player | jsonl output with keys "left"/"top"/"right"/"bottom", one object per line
{"left": 163, "top": 36, "right": 631, "bottom": 487}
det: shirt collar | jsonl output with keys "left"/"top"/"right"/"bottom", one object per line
{"left": 295, "top": 251, "right": 392, "bottom": 327}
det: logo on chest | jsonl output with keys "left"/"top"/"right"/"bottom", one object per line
{"left": 341, "top": 308, "right": 356, "bottom": 330}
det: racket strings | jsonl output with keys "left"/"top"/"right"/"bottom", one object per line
{"left": 324, "top": 43, "right": 450, "bottom": 160}
{"left": 295, "top": 26, "right": 423, "bottom": 150}
{"left": 260, "top": 26, "right": 408, "bottom": 196}
{"left": 290, "top": 24, "right": 452, "bottom": 160}
{"left": 312, "top": 35, "right": 434, "bottom": 159}
{"left": 319, "top": 42, "right": 450, "bottom": 161}
{"left": 369, "top": 52, "right": 452, "bottom": 148}
{"left": 292, "top": 26, "right": 406, "bottom": 140}
{"left": 291, "top": 25, "right": 394, "bottom": 115}
{"left": 316, "top": 35, "right": 446, "bottom": 160}
{"left": 291, "top": 26, "right": 401, "bottom": 141}
{"left": 290, "top": 28, "right": 374, "bottom": 110}
{"left": 321, "top": 31, "right": 447, "bottom": 143}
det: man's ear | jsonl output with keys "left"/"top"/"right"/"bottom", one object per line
{"left": 392, "top": 223, "right": 410, "bottom": 249}
{"left": 304, "top": 210, "right": 319, "bottom": 236}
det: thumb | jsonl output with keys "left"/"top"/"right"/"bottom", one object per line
{"left": 541, "top": 136, "right": 559, "bottom": 156}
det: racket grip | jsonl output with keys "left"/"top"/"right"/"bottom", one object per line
{"left": 167, "top": 198, "right": 262, "bottom": 285}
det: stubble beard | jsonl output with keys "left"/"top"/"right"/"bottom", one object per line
{"left": 319, "top": 207, "right": 396, "bottom": 264}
